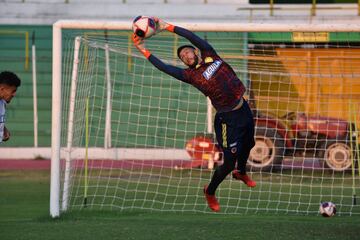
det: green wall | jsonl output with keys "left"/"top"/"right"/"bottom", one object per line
{"left": 0, "top": 25, "right": 52, "bottom": 147}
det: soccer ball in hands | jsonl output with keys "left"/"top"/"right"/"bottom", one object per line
{"left": 319, "top": 202, "right": 336, "bottom": 217}
{"left": 132, "top": 16, "right": 157, "bottom": 39}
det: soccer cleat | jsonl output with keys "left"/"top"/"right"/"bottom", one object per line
{"left": 232, "top": 171, "right": 256, "bottom": 188}
{"left": 203, "top": 185, "right": 220, "bottom": 212}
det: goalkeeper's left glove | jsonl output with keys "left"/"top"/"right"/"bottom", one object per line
{"left": 132, "top": 33, "right": 151, "bottom": 59}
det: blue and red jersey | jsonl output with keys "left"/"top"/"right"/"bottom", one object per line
{"left": 148, "top": 26, "right": 246, "bottom": 112}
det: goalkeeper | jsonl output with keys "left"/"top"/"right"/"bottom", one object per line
{"left": 132, "top": 18, "right": 256, "bottom": 212}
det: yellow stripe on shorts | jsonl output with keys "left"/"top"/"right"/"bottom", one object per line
{"left": 222, "top": 123, "right": 227, "bottom": 148}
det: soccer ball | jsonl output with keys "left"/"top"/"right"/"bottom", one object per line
{"left": 132, "top": 16, "right": 157, "bottom": 39}
{"left": 319, "top": 202, "right": 336, "bottom": 217}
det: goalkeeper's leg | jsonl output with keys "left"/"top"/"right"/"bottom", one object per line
{"left": 206, "top": 150, "right": 237, "bottom": 195}
{"left": 206, "top": 113, "right": 237, "bottom": 196}
{"left": 232, "top": 133, "right": 256, "bottom": 188}
{"left": 231, "top": 101, "right": 256, "bottom": 187}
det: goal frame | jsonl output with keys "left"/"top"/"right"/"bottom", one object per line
{"left": 50, "top": 19, "right": 360, "bottom": 218}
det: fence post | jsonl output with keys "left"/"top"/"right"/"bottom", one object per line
{"left": 311, "top": 0, "right": 317, "bottom": 16}
{"left": 31, "top": 31, "right": 38, "bottom": 147}
{"left": 270, "top": 0, "right": 274, "bottom": 16}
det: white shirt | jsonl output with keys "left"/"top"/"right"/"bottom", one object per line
{"left": 0, "top": 99, "right": 6, "bottom": 143}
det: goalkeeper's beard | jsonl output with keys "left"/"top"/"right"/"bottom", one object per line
{"left": 188, "top": 57, "right": 199, "bottom": 69}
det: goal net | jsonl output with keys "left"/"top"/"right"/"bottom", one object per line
{"left": 51, "top": 21, "right": 360, "bottom": 217}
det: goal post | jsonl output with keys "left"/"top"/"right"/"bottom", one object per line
{"left": 51, "top": 20, "right": 360, "bottom": 218}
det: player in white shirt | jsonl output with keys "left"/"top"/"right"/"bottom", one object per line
{"left": 0, "top": 71, "right": 21, "bottom": 143}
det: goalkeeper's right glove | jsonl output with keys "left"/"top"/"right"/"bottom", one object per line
{"left": 132, "top": 33, "right": 151, "bottom": 59}
{"left": 153, "top": 17, "right": 175, "bottom": 33}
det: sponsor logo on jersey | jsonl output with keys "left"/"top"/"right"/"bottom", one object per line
{"left": 204, "top": 57, "right": 214, "bottom": 64}
{"left": 202, "top": 60, "right": 222, "bottom": 80}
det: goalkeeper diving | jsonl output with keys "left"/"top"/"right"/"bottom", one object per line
{"left": 132, "top": 17, "right": 256, "bottom": 212}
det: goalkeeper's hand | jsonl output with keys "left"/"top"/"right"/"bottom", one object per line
{"left": 153, "top": 17, "right": 175, "bottom": 33}
{"left": 132, "top": 33, "right": 151, "bottom": 59}
{"left": 3, "top": 126, "right": 10, "bottom": 141}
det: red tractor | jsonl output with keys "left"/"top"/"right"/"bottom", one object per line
{"left": 184, "top": 110, "right": 357, "bottom": 172}
{"left": 249, "top": 111, "right": 356, "bottom": 171}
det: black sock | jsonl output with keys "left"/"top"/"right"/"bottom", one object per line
{"left": 207, "top": 163, "right": 234, "bottom": 195}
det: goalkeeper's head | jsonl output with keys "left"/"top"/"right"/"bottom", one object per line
{"left": 177, "top": 45, "right": 199, "bottom": 69}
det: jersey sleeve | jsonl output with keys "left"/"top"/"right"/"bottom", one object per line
{"left": 148, "top": 54, "right": 188, "bottom": 82}
{"left": 174, "top": 26, "right": 217, "bottom": 54}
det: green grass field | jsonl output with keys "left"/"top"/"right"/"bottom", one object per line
{"left": 1, "top": 170, "right": 360, "bottom": 240}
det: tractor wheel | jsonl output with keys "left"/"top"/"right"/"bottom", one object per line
{"left": 320, "top": 140, "right": 353, "bottom": 172}
{"left": 248, "top": 128, "right": 285, "bottom": 172}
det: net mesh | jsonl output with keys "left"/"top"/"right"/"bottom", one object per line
{"left": 59, "top": 29, "right": 360, "bottom": 215}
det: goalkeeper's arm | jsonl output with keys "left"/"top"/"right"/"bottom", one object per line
{"left": 155, "top": 18, "right": 214, "bottom": 52}
{"left": 132, "top": 34, "right": 186, "bottom": 82}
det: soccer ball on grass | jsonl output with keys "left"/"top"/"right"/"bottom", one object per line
{"left": 319, "top": 202, "right": 336, "bottom": 217}
{"left": 132, "top": 16, "right": 157, "bottom": 39}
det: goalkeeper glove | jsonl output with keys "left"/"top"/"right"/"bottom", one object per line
{"left": 153, "top": 17, "right": 175, "bottom": 33}
{"left": 132, "top": 33, "right": 151, "bottom": 59}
